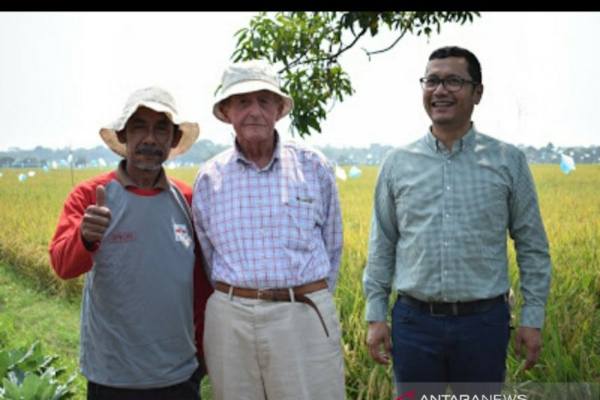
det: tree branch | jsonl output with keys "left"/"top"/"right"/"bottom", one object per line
{"left": 278, "top": 27, "right": 369, "bottom": 73}
{"left": 363, "top": 29, "right": 407, "bottom": 58}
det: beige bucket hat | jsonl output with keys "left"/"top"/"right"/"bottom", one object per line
{"left": 213, "top": 60, "right": 294, "bottom": 123}
{"left": 100, "top": 87, "right": 200, "bottom": 159}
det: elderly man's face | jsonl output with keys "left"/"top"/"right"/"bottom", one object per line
{"left": 221, "top": 90, "right": 283, "bottom": 147}
{"left": 117, "top": 106, "right": 181, "bottom": 172}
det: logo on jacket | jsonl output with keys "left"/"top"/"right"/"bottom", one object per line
{"left": 107, "top": 231, "right": 136, "bottom": 243}
{"left": 173, "top": 223, "right": 192, "bottom": 248}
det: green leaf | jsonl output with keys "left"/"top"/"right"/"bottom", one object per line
{"left": 0, "top": 342, "right": 76, "bottom": 399}
{"left": 21, "top": 373, "right": 45, "bottom": 398}
{"left": 2, "top": 376, "right": 21, "bottom": 399}
{"left": 0, "top": 351, "right": 10, "bottom": 379}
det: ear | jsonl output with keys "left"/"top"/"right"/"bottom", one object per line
{"left": 219, "top": 103, "right": 232, "bottom": 123}
{"left": 171, "top": 128, "right": 183, "bottom": 149}
{"left": 473, "top": 84, "right": 484, "bottom": 105}
{"left": 273, "top": 97, "right": 285, "bottom": 121}
{"left": 116, "top": 129, "right": 127, "bottom": 144}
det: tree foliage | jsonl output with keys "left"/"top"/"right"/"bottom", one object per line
{"left": 231, "top": 11, "right": 480, "bottom": 137}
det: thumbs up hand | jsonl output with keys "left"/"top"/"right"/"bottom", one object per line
{"left": 81, "top": 185, "right": 112, "bottom": 248}
{"left": 95, "top": 184, "right": 106, "bottom": 207}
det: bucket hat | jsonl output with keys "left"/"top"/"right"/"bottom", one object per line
{"left": 100, "top": 87, "right": 200, "bottom": 159}
{"left": 213, "top": 60, "right": 294, "bottom": 123}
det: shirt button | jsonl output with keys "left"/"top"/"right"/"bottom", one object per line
{"left": 444, "top": 242, "right": 449, "bottom": 247}
{"left": 446, "top": 186, "right": 451, "bottom": 191}
{"left": 445, "top": 213, "right": 450, "bottom": 218}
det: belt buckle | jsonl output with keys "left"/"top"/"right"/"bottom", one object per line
{"left": 429, "top": 302, "right": 459, "bottom": 316}
{"left": 429, "top": 303, "right": 446, "bottom": 317}
{"left": 256, "top": 289, "right": 269, "bottom": 300}
{"left": 256, "top": 289, "right": 279, "bottom": 301}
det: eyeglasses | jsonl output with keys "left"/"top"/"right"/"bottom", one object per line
{"left": 419, "top": 76, "right": 478, "bottom": 92}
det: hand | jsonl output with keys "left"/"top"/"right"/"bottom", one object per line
{"left": 514, "top": 326, "right": 542, "bottom": 370}
{"left": 81, "top": 185, "right": 112, "bottom": 247}
{"left": 366, "top": 321, "right": 392, "bottom": 365}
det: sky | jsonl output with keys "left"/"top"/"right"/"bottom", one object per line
{"left": 0, "top": 11, "right": 599, "bottom": 152}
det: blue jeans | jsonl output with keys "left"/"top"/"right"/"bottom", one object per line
{"left": 87, "top": 366, "right": 202, "bottom": 400}
{"left": 391, "top": 298, "right": 511, "bottom": 397}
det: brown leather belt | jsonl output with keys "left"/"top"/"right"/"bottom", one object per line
{"left": 215, "top": 279, "right": 330, "bottom": 337}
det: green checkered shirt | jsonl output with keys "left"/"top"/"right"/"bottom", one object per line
{"left": 363, "top": 126, "right": 551, "bottom": 328}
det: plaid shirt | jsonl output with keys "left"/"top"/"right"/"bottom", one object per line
{"left": 363, "top": 126, "right": 551, "bottom": 328}
{"left": 192, "top": 133, "right": 343, "bottom": 290}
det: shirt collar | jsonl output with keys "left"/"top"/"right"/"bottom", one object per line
{"left": 424, "top": 123, "right": 478, "bottom": 154}
{"left": 234, "top": 130, "right": 281, "bottom": 171}
{"left": 116, "top": 160, "right": 169, "bottom": 190}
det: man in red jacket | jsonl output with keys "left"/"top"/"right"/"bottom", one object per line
{"left": 49, "top": 87, "right": 212, "bottom": 400}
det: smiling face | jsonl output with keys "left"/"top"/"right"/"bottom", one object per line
{"left": 220, "top": 90, "right": 283, "bottom": 149}
{"left": 423, "top": 57, "right": 483, "bottom": 134}
{"left": 117, "top": 106, "right": 181, "bottom": 173}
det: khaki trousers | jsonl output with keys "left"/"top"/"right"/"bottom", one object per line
{"left": 204, "top": 288, "right": 346, "bottom": 400}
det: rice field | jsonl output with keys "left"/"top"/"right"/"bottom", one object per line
{"left": 0, "top": 164, "right": 599, "bottom": 399}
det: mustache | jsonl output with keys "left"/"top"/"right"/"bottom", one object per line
{"left": 135, "top": 145, "right": 164, "bottom": 157}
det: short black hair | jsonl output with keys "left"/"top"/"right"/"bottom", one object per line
{"left": 428, "top": 46, "right": 482, "bottom": 84}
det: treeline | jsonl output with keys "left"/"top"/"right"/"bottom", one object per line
{"left": 1, "top": 141, "right": 599, "bottom": 168}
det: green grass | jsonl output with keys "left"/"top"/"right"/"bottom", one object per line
{"left": 0, "top": 261, "right": 84, "bottom": 397}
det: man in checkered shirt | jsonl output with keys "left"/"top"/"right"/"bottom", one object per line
{"left": 192, "top": 60, "right": 346, "bottom": 400}
{"left": 364, "top": 46, "right": 552, "bottom": 398}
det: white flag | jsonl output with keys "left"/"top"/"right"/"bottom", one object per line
{"left": 335, "top": 165, "right": 347, "bottom": 181}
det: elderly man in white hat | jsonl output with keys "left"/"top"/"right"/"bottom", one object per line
{"left": 49, "top": 87, "right": 213, "bottom": 400}
{"left": 192, "top": 60, "right": 346, "bottom": 399}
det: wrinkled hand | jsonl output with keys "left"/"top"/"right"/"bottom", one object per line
{"left": 366, "top": 321, "right": 392, "bottom": 365}
{"left": 81, "top": 185, "right": 111, "bottom": 247}
{"left": 515, "top": 326, "right": 542, "bottom": 370}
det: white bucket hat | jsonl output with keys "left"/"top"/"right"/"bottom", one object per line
{"left": 100, "top": 87, "right": 200, "bottom": 159}
{"left": 213, "top": 60, "right": 294, "bottom": 123}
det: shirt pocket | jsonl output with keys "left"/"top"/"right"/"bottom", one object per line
{"left": 280, "top": 185, "right": 317, "bottom": 252}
